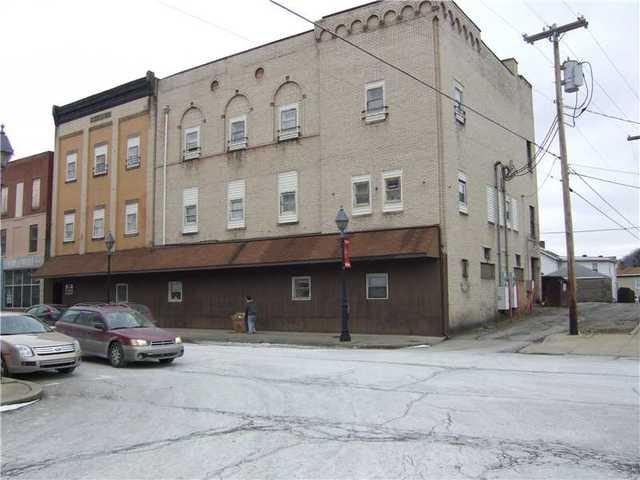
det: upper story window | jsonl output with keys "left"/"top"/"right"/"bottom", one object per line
{"left": 483, "top": 247, "right": 492, "bottom": 262}
{"left": 93, "top": 144, "right": 108, "bottom": 176}
{"left": 227, "top": 180, "right": 246, "bottom": 229}
{"left": 228, "top": 116, "right": 247, "bottom": 151}
{"left": 382, "top": 170, "right": 403, "bottom": 212}
{"left": 526, "top": 141, "right": 535, "bottom": 172}
{"left": 0, "top": 229, "right": 6, "bottom": 256}
{"left": 125, "top": 201, "right": 138, "bottom": 236}
{"left": 63, "top": 212, "right": 75, "bottom": 243}
{"left": 1, "top": 186, "right": 8, "bottom": 215}
{"left": 591, "top": 262, "right": 598, "bottom": 272}
{"left": 66, "top": 152, "right": 77, "bottom": 182}
{"left": 183, "top": 126, "right": 201, "bottom": 160}
{"left": 127, "top": 136, "right": 141, "bottom": 169}
{"left": 31, "top": 178, "right": 41, "bottom": 209}
{"left": 29, "top": 224, "right": 38, "bottom": 253}
{"left": 529, "top": 205, "right": 536, "bottom": 239}
{"left": 458, "top": 172, "right": 468, "bottom": 214}
{"left": 278, "top": 104, "right": 300, "bottom": 141}
{"left": 351, "top": 175, "right": 372, "bottom": 216}
{"left": 278, "top": 171, "right": 298, "bottom": 224}
{"left": 182, "top": 187, "right": 198, "bottom": 234}
{"left": 92, "top": 207, "right": 105, "bottom": 240}
{"left": 515, "top": 254, "right": 522, "bottom": 268}
{"left": 15, "top": 182, "right": 23, "bottom": 218}
{"left": 454, "top": 82, "right": 465, "bottom": 124}
{"left": 364, "top": 81, "right": 387, "bottom": 123}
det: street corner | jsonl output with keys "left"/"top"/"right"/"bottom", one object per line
{"left": 0, "top": 377, "right": 43, "bottom": 409}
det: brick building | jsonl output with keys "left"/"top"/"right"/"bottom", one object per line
{"left": 38, "top": 1, "right": 540, "bottom": 334}
{"left": 1, "top": 151, "right": 54, "bottom": 308}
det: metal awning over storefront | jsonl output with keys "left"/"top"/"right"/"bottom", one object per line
{"left": 34, "top": 226, "right": 440, "bottom": 279}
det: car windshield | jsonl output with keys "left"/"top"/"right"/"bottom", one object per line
{"left": 106, "top": 310, "right": 154, "bottom": 329}
{"left": 0, "top": 315, "right": 51, "bottom": 335}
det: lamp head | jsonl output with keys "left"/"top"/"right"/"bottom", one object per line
{"left": 335, "top": 206, "right": 349, "bottom": 233}
{"left": 105, "top": 231, "right": 115, "bottom": 254}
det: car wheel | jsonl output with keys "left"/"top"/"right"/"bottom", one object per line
{"left": 159, "top": 358, "right": 174, "bottom": 365}
{"left": 109, "top": 342, "right": 127, "bottom": 368}
{"left": 57, "top": 366, "right": 76, "bottom": 374}
{"left": 1, "top": 357, "right": 9, "bottom": 377}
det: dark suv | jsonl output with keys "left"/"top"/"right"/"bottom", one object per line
{"left": 55, "top": 304, "right": 183, "bottom": 367}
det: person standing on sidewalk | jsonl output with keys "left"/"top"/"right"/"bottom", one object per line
{"left": 244, "top": 296, "right": 257, "bottom": 334}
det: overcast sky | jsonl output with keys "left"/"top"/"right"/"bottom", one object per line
{"left": 1, "top": 0, "right": 638, "bottom": 258}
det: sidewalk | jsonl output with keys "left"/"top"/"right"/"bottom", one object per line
{"left": 520, "top": 331, "right": 640, "bottom": 357}
{"left": 168, "top": 328, "right": 446, "bottom": 349}
{"left": 0, "top": 377, "right": 43, "bottom": 406}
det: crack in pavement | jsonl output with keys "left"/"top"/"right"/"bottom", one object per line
{"left": 4, "top": 404, "right": 638, "bottom": 479}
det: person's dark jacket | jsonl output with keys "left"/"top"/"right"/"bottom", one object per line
{"left": 244, "top": 301, "right": 257, "bottom": 317}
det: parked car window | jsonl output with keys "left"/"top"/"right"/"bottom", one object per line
{"left": 106, "top": 310, "right": 154, "bottom": 329}
{"left": 1, "top": 315, "right": 51, "bottom": 335}
{"left": 59, "top": 310, "right": 81, "bottom": 324}
{"left": 76, "top": 312, "right": 98, "bottom": 328}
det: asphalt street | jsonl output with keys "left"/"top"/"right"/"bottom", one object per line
{"left": 1, "top": 342, "right": 638, "bottom": 479}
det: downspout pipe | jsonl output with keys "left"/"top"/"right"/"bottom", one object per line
{"left": 162, "top": 105, "right": 170, "bottom": 245}
{"left": 494, "top": 162, "right": 502, "bottom": 288}
{"left": 502, "top": 165, "right": 512, "bottom": 317}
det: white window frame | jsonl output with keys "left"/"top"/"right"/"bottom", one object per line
{"left": 115, "top": 283, "right": 129, "bottom": 303}
{"left": 366, "top": 273, "right": 389, "bottom": 300}
{"left": 66, "top": 152, "right": 77, "bottom": 182}
{"left": 182, "top": 187, "right": 198, "bottom": 234}
{"left": 92, "top": 207, "right": 105, "bottom": 240}
{"left": 382, "top": 169, "right": 403, "bottom": 212}
{"left": 278, "top": 171, "right": 298, "bottom": 224}
{"left": 63, "top": 212, "right": 75, "bottom": 243}
{"left": 126, "top": 136, "right": 141, "bottom": 169}
{"left": 183, "top": 126, "right": 201, "bottom": 160}
{"left": 458, "top": 171, "right": 468, "bottom": 214}
{"left": 32, "top": 178, "right": 41, "bottom": 209}
{"left": 1, "top": 186, "right": 8, "bottom": 215}
{"left": 168, "top": 281, "right": 183, "bottom": 303}
{"left": 364, "top": 80, "right": 386, "bottom": 123}
{"left": 291, "top": 276, "right": 311, "bottom": 301}
{"left": 278, "top": 103, "right": 300, "bottom": 141}
{"left": 227, "top": 180, "right": 246, "bottom": 229}
{"left": 15, "top": 182, "right": 23, "bottom": 218}
{"left": 93, "top": 144, "right": 108, "bottom": 176}
{"left": 228, "top": 115, "right": 247, "bottom": 151}
{"left": 351, "top": 174, "right": 372, "bottom": 216}
{"left": 125, "top": 201, "right": 139, "bottom": 236}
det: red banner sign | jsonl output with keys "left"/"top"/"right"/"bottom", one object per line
{"left": 343, "top": 239, "right": 351, "bottom": 269}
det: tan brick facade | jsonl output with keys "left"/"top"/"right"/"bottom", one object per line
{"left": 153, "top": 1, "right": 539, "bottom": 329}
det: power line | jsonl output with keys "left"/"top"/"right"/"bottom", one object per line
{"left": 568, "top": 172, "right": 640, "bottom": 190}
{"left": 561, "top": 0, "right": 639, "bottom": 101}
{"left": 269, "top": 0, "right": 561, "bottom": 160}
{"left": 571, "top": 169, "right": 640, "bottom": 232}
{"left": 525, "top": 2, "right": 635, "bottom": 124}
{"left": 154, "top": 0, "right": 257, "bottom": 44}
{"left": 570, "top": 164, "right": 639, "bottom": 176}
{"left": 568, "top": 184, "right": 640, "bottom": 240}
{"left": 583, "top": 109, "right": 640, "bottom": 125}
{"left": 544, "top": 227, "right": 640, "bottom": 234}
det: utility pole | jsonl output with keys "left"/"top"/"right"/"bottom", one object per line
{"left": 524, "top": 17, "right": 587, "bottom": 336}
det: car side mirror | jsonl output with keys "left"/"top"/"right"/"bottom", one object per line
{"left": 94, "top": 322, "right": 106, "bottom": 331}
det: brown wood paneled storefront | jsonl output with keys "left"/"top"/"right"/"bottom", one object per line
{"left": 35, "top": 227, "right": 444, "bottom": 336}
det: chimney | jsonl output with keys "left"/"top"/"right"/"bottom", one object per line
{"left": 501, "top": 58, "right": 518, "bottom": 76}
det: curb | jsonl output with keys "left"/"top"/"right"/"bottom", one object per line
{"left": 0, "top": 378, "right": 43, "bottom": 406}
{"left": 181, "top": 336, "right": 446, "bottom": 349}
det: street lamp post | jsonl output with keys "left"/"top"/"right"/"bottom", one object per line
{"left": 105, "top": 232, "right": 115, "bottom": 303}
{"left": 335, "top": 207, "right": 351, "bottom": 342}
{"left": 1, "top": 125, "right": 14, "bottom": 308}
